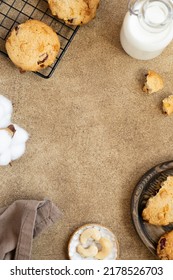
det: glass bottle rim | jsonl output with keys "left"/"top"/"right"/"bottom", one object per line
{"left": 142, "top": 0, "right": 173, "bottom": 28}
{"left": 128, "top": 0, "right": 173, "bottom": 31}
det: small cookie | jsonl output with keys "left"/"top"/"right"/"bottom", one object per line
{"left": 48, "top": 0, "right": 100, "bottom": 26}
{"left": 162, "top": 95, "right": 173, "bottom": 115}
{"left": 5, "top": 19, "right": 60, "bottom": 72}
{"left": 157, "top": 230, "right": 173, "bottom": 260}
{"left": 68, "top": 224, "right": 119, "bottom": 260}
{"left": 143, "top": 70, "right": 164, "bottom": 94}
{"left": 142, "top": 176, "right": 173, "bottom": 226}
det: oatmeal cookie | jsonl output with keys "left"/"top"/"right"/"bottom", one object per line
{"left": 5, "top": 19, "right": 60, "bottom": 72}
{"left": 142, "top": 176, "right": 173, "bottom": 226}
{"left": 157, "top": 230, "right": 173, "bottom": 260}
{"left": 48, "top": 0, "right": 100, "bottom": 25}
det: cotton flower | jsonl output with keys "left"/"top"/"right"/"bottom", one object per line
{"left": 0, "top": 95, "right": 13, "bottom": 128}
{"left": 0, "top": 95, "right": 29, "bottom": 166}
{"left": 0, "top": 124, "right": 29, "bottom": 166}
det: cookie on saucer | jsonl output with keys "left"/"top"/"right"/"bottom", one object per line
{"left": 68, "top": 224, "right": 119, "bottom": 260}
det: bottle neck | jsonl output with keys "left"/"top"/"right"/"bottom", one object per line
{"left": 129, "top": 0, "right": 173, "bottom": 32}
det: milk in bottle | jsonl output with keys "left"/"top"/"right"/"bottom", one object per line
{"left": 120, "top": 0, "right": 173, "bottom": 60}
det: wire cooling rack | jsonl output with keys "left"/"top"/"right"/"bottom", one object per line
{"left": 0, "top": 0, "right": 79, "bottom": 78}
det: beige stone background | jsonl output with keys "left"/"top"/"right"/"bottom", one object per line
{"left": 1, "top": 0, "right": 173, "bottom": 260}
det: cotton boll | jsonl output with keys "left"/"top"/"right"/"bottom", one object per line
{"left": 10, "top": 143, "right": 26, "bottom": 161}
{"left": 0, "top": 130, "right": 12, "bottom": 154}
{"left": 0, "top": 97, "right": 29, "bottom": 165}
{"left": 0, "top": 150, "right": 11, "bottom": 166}
{"left": 12, "top": 124, "right": 29, "bottom": 145}
{"left": 0, "top": 124, "right": 29, "bottom": 166}
{"left": 0, "top": 95, "right": 13, "bottom": 128}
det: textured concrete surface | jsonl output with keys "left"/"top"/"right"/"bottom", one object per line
{"left": 1, "top": 0, "right": 173, "bottom": 260}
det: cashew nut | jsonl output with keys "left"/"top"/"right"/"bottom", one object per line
{"left": 95, "top": 237, "right": 113, "bottom": 260}
{"left": 77, "top": 244, "right": 98, "bottom": 258}
{"left": 80, "top": 228, "right": 101, "bottom": 245}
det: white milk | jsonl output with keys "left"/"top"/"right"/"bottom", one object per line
{"left": 120, "top": 0, "right": 173, "bottom": 60}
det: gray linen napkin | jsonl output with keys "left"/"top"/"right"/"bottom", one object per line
{"left": 0, "top": 199, "right": 62, "bottom": 260}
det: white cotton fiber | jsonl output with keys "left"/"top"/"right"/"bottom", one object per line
{"left": 0, "top": 95, "right": 29, "bottom": 166}
{"left": 0, "top": 104, "right": 5, "bottom": 118}
{"left": 0, "top": 95, "right": 13, "bottom": 128}
{"left": 0, "top": 130, "right": 12, "bottom": 154}
{"left": 10, "top": 143, "right": 26, "bottom": 161}
{"left": 0, "top": 95, "right": 12, "bottom": 114}
{"left": 12, "top": 124, "right": 29, "bottom": 145}
{"left": 0, "top": 124, "right": 29, "bottom": 166}
{"left": 0, "top": 150, "right": 11, "bottom": 166}
{"left": 0, "top": 113, "right": 12, "bottom": 128}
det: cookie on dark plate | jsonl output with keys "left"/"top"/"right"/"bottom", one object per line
{"left": 157, "top": 230, "right": 173, "bottom": 260}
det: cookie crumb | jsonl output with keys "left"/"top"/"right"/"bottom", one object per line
{"left": 162, "top": 95, "right": 173, "bottom": 115}
{"left": 143, "top": 70, "right": 164, "bottom": 94}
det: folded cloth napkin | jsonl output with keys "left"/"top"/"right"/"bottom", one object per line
{"left": 0, "top": 199, "right": 62, "bottom": 260}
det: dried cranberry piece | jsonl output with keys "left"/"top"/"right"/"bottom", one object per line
{"left": 67, "top": 18, "right": 74, "bottom": 23}
{"left": 37, "top": 53, "right": 48, "bottom": 65}
{"left": 160, "top": 238, "right": 166, "bottom": 250}
{"left": 15, "top": 25, "right": 19, "bottom": 35}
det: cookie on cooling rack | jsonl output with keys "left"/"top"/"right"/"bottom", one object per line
{"left": 5, "top": 19, "right": 60, "bottom": 72}
{"left": 68, "top": 224, "right": 119, "bottom": 260}
{"left": 48, "top": 0, "right": 100, "bottom": 26}
{"left": 157, "top": 230, "right": 173, "bottom": 260}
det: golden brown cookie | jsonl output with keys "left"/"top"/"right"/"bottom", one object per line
{"left": 157, "top": 230, "right": 173, "bottom": 260}
{"left": 162, "top": 95, "right": 173, "bottom": 115}
{"left": 48, "top": 0, "right": 100, "bottom": 26}
{"left": 5, "top": 19, "right": 60, "bottom": 72}
{"left": 142, "top": 176, "right": 173, "bottom": 226}
{"left": 143, "top": 70, "right": 164, "bottom": 94}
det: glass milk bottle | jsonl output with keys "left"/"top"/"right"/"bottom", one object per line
{"left": 120, "top": 0, "right": 173, "bottom": 60}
